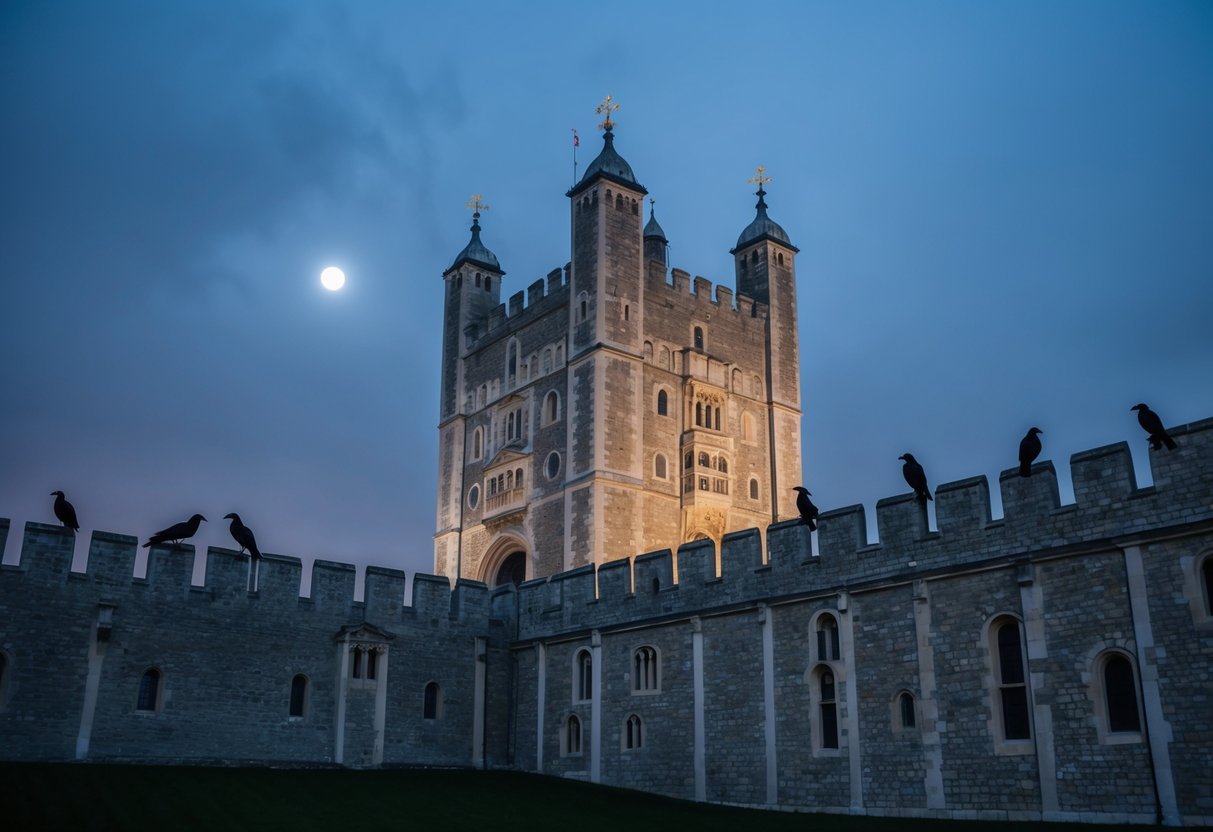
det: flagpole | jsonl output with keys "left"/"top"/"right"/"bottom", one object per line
{"left": 572, "top": 128, "right": 579, "bottom": 187}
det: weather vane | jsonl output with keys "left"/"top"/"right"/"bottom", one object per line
{"left": 466, "top": 194, "right": 490, "bottom": 216}
{"left": 596, "top": 95, "right": 620, "bottom": 131}
{"left": 747, "top": 166, "right": 773, "bottom": 190}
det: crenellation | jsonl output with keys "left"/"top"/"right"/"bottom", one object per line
{"left": 452, "top": 578, "right": 490, "bottom": 622}
{"left": 671, "top": 268, "right": 689, "bottom": 294}
{"left": 719, "top": 528, "right": 763, "bottom": 596}
{"left": 253, "top": 553, "right": 303, "bottom": 603}
{"left": 411, "top": 573, "right": 452, "bottom": 619}
{"left": 364, "top": 566, "right": 407, "bottom": 619}
{"left": 527, "top": 278, "right": 545, "bottom": 306}
{"left": 1070, "top": 442, "right": 1138, "bottom": 507}
{"left": 632, "top": 548, "right": 673, "bottom": 600}
{"left": 817, "top": 504, "right": 869, "bottom": 556}
{"left": 86, "top": 531, "right": 138, "bottom": 589}
{"left": 508, "top": 290, "right": 524, "bottom": 316}
{"left": 550, "top": 564, "right": 595, "bottom": 626}
{"left": 546, "top": 267, "right": 563, "bottom": 295}
{"left": 310, "top": 559, "right": 356, "bottom": 609}
{"left": 876, "top": 493, "right": 931, "bottom": 550}
{"left": 999, "top": 462, "right": 1062, "bottom": 520}
{"left": 675, "top": 538, "right": 715, "bottom": 591}
{"left": 935, "top": 475, "right": 994, "bottom": 534}
{"left": 765, "top": 518, "right": 811, "bottom": 568}
{"left": 714, "top": 284, "right": 733, "bottom": 309}
{"left": 204, "top": 546, "right": 251, "bottom": 598}
{"left": 145, "top": 544, "right": 195, "bottom": 597}
{"left": 692, "top": 276, "right": 711, "bottom": 297}
{"left": 18, "top": 521, "right": 75, "bottom": 578}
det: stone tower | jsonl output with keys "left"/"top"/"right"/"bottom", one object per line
{"left": 434, "top": 112, "right": 803, "bottom": 586}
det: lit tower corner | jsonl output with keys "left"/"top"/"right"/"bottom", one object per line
{"left": 435, "top": 195, "right": 504, "bottom": 579}
{"left": 730, "top": 167, "right": 803, "bottom": 522}
{"left": 562, "top": 96, "right": 649, "bottom": 569}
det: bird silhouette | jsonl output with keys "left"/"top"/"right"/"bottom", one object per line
{"left": 1018, "top": 428, "right": 1043, "bottom": 477}
{"left": 142, "top": 514, "right": 206, "bottom": 548}
{"left": 899, "top": 453, "right": 933, "bottom": 502}
{"left": 792, "top": 487, "right": 819, "bottom": 531}
{"left": 223, "top": 513, "right": 262, "bottom": 559}
{"left": 50, "top": 491, "right": 79, "bottom": 532}
{"left": 1132, "top": 403, "right": 1177, "bottom": 451}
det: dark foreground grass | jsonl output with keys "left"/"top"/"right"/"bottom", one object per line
{"left": 3, "top": 763, "right": 1145, "bottom": 832}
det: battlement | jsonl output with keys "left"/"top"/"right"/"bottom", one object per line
{"left": 0, "top": 524, "right": 510, "bottom": 630}
{"left": 5, "top": 416, "right": 1211, "bottom": 646}
{"left": 466, "top": 264, "right": 570, "bottom": 349}
{"left": 648, "top": 266, "right": 766, "bottom": 321}
{"left": 512, "top": 414, "right": 1213, "bottom": 641}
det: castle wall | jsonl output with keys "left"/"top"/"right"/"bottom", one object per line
{"left": 3, "top": 418, "right": 1212, "bottom": 825}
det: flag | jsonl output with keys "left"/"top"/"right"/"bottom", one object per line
{"left": 572, "top": 128, "right": 579, "bottom": 148}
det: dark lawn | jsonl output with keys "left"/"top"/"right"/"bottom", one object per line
{"left": 2, "top": 763, "right": 1146, "bottom": 832}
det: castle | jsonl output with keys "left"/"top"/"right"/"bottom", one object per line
{"left": 433, "top": 120, "right": 802, "bottom": 586}
{"left": 2, "top": 122, "right": 1212, "bottom": 827}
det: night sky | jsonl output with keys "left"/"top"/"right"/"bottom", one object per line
{"left": 2, "top": 2, "right": 1211, "bottom": 595}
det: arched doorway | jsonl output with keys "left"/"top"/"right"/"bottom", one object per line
{"left": 494, "top": 551, "right": 527, "bottom": 587}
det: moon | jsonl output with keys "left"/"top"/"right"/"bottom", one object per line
{"left": 320, "top": 266, "right": 346, "bottom": 291}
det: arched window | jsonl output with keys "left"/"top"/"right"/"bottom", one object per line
{"left": 624, "top": 304, "right": 630, "bottom": 321}
{"left": 695, "top": 401, "right": 703, "bottom": 426}
{"left": 816, "top": 614, "right": 840, "bottom": 662}
{"left": 564, "top": 714, "right": 582, "bottom": 756}
{"left": 515, "top": 467, "right": 524, "bottom": 490}
{"left": 819, "top": 669, "right": 839, "bottom": 749}
{"left": 543, "top": 348, "right": 553, "bottom": 374}
{"left": 693, "top": 326, "right": 704, "bottom": 351}
{"left": 898, "top": 691, "right": 916, "bottom": 730}
{"left": 732, "top": 368, "right": 742, "bottom": 391}
{"left": 507, "top": 340, "right": 518, "bottom": 383}
{"left": 752, "top": 375, "right": 763, "bottom": 398}
{"left": 289, "top": 674, "right": 308, "bottom": 718}
{"left": 625, "top": 713, "right": 643, "bottom": 749}
{"left": 742, "top": 412, "right": 756, "bottom": 441}
{"left": 778, "top": 252, "right": 785, "bottom": 265}
{"left": 1101, "top": 653, "right": 1141, "bottom": 734}
{"left": 717, "top": 457, "right": 728, "bottom": 474}
{"left": 658, "top": 346, "right": 670, "bottom": 369}
{"left": 633, "top": 647, "right": 659, "bottom": 692}
{"left": 749, "top": 478, "right": 759, "bottom": 500}
{"left": 656, "top": 389, "right": 668, "bottom": 416}
{"left": 471, "top": 427, "right": 483, "bottom": 461}
{"left": 543, "top": 391, "right": 560, "bottom": 425}
{"left": 136, "top": 668, "right": 162, "bottom": 713}
{"left": 485, "top": 276, "right": 492, "bottom": 291}
{"left": 424, "top": 681, "right": 443, "bottom": 720}
{"left": 751, "top": 250, "right": 759, "bottom": 264}
{"left": 615, "top": 194, "right": 624, "bottom": 210}
{"left": 455, "top": 274, "right": 463, "bottom": 290}
{"left": 714, "top": 407, "right": 721, "bottom": 431}
{"left": 555, "top": 344, "right": 563, "bottom": 365}
{"left": 475, "top": 272, "right": 482, "bottom": 288}
{"left": 643, "top": 341, "right": 653, "bottom": 361}
{"left": 575, "top": 649, "right": 593, "bottom": 703}
{"left": 654, "top": 454, "right": 667, "bottom": 480}
{"left": 698, "top": 452, "right": 710, "bottom": 468}
{"left": 577, "top": 292, "right": 589, "bottom": 323}
{"left": 991, "top": 617, "right": 1031, "bottom": 741}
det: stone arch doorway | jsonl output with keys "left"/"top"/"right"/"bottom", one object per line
{"left": 481, "top": 534, "right": 530, "bottom": 587}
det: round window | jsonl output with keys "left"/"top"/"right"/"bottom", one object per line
{"left": 468, "top": 484, "right": 480, "bottom": 509}
{"left": 545, "top": 451, "right": 561, "bottom": 480}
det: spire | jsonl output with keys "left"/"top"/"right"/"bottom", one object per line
{"left": 643, "top": 198, "right": 667, "bottom": 242}
{"left": 731, "top": 166, "right": 797, "bottom": 254}
{"left": 567, "top": 95, "right": 647, "bottom": 198}
{"left": 448, "top": 194, "right": 502, "bottom": 274}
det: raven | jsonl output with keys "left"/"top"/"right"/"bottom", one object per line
{"left": 1018, "top": 428, "right": 1043, "bottom": 477}
{"left": 1132, "top": 404, "right": 1177, "bottom": 451}
{"left": 51, "top": 491, "right": 80, "bottom": 532}
{"left": 224, "top": 513, "right": 262, "bottom": 559}
{"left": 792, "top": 487, "right": 819, "bottom": 531}
{"left": 143, "top": 514, "right": 206, "bottom": 548}
{"left": 899, "top": 453, "right": 933, "bottom": 502}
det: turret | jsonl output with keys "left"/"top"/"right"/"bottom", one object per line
{"left": 439, "top": 200, "right": 503, "bottom": 420}
{"left": 643, "top": 200, "right": 668, "bottom": 268}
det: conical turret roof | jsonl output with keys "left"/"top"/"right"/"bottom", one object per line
{"left": 448, "top": 212, "right": 502, "bottom": 274}
{"left": 643, "top": 203, "right": 667, "bottom": 241}
{"left": 731, "top": 185, "right": 798, "bottom": 253}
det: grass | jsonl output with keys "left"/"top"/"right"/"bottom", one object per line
{"left": 2, "top": 763, "right": 1147, "bottom": 832}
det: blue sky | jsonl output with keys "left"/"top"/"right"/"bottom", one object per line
{"left": 2, "top": 1, "right": 1210, "bottom": 591}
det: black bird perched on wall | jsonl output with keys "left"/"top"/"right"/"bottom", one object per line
{"left": 792, "top": 487, "right": 819, "bottom": 531}
{"left": 1132, "top": 403, "right": 1177, "bottom": 451}
{"left": 50, "top": 491, "right": 79, "bottom": 532}
{"left": 142, "top": 514, "right": 206, "bottom": 548}
{"left": 899, "top": 453, "right": 933, "bottom": 502}
{"left": 223, "top": 513, "right": 262, "bottom": 559}
{"left": 1018, "top": 428, "right": 1043, "bottom": 477}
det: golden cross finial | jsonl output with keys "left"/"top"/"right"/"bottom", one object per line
{"left": 747, "top": 166, "right": 773, "bottom": 189}
{"left": 596, "top": 94, "right": 620, "bottom": 131}
{"left": 465, "top": 194, "right": 490, "bottom": 215}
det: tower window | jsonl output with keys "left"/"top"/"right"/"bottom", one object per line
{"left": 693, "top": 327, "right": 704, "bottom": 351}
{"left": 714, "top": 407, "right": 721, "bottom": 431}
{"left": 819, "top": 669, "right": 839, "bottom": 749}
{"left": 289, "top": 674, "right": 308, "bottom": 719}
{"left": 456, "top": 275, "right": 463, "bottom": 289}
{"left": 657, "top": 389, "right": 668, "bottom": 416}
{"left": 991, "top": 617, "right": 1031, "bottom": 742}
{"left": 1102, "top": 654, "right": 1141, "bottom": 734}
{"left": 575, "top": 649, "right": 593, "bottom": 703}
{"left": 543, "top": 391, "right": 560, "bottom": 425}
{"left": 485, "top": 276, "right": 492, "bottom": 291}
{"left": 654, "top": 454, "right": 667, "bottom": 480}
{"left": 476, "top": 273, "right": 482, "bottom": 287}
{"left": 563, "top": 714, "right": 582, "bottom": 756}
{"left": 424, "top": 681, "right": 443, "bottom": 720}
{"left": 749, "top": 478, "right": 759, "bottom": 500}
{"left": 778, "top": 252, "right": 785, "bottom": 265}
{"left": 633, "top": 647, "right": 659, "bottom": 692}
{"left": 816, "top": 613, "right": 840, "bottom": 662}
{"left": 136, "top": 668, "right": 162, "bottom": 713}
{"left": 898, "top": 691, "right": 916, "bottom": 730}
{"left": 1203, "top": 556, "right": 1213, "bottom": 616}
{"left": 684, "top": 452, "right": 692, "bottom": 470}
{"left": 624, "top": 713, "right": 643, "bottom": 749}
{"left": 624, "top": 304, "right": 630, "bottom": 321}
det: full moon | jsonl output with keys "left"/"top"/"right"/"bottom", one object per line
{"left": 320, "top": 266, "right": 346, "bottom": 291}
